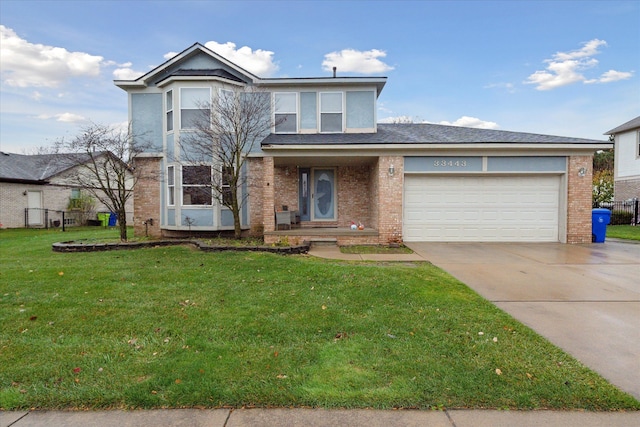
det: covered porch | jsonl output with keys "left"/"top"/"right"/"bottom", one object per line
{"left": 254, "top": 151, "right": 404, "bottom": 246}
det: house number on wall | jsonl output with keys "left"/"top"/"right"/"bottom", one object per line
{"left": 433, "top": 160, "right": 467, "bottom": 167}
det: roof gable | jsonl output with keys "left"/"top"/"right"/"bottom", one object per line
{"left": 114, "top": 43, "right": 258, "bottom": 89}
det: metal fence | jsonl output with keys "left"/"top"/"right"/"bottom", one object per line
{"left": 592, "top": 199, "right": 640, "bottom": 225}
{"left": 24, "top": 208, "right": 130, "bottom": 230}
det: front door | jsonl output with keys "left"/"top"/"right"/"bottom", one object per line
{"left": 312, "top": 168, "right": 336, "bottom": 221}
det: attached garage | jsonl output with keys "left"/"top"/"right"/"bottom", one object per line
{"left": 404, "top": 175, "right": 561, "bottom": 242}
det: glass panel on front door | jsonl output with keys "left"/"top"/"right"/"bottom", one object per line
{"left": 313, "top": 169, "right": 335, "bottom": 220}
{"left": 299, "top": 168, "right": 310, "bottom": 221}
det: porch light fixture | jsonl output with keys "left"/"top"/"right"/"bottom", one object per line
{"left": 578, "top": 167, "right": 586, "bottom": 177}
{"left": 388, "top": 164, "right": 395, "bottom": 176}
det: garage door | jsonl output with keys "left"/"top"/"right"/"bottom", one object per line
{"left": 403, "top": 175, "right": 560, "bottom": 242}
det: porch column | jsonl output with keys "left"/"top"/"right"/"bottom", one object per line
{"left": 377, "top": 156, "right": 404, "bottom": 244}
{"left": 262, "top": 156, "right": 275, "bottom": 232}
{"left": 567, "top": 155, "right": 593, "bottom": 244}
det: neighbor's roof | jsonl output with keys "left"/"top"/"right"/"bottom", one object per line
{"left": 605, "top": 116, "right": 640, "bottom": 135}
{"left": 261, "top": 123, "right": 609, "bottom": 146}
{"left": 0, "top": 152, "right": 92, "bottom": 183}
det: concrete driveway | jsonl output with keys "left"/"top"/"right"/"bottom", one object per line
{"left": 405, "top": 241, "right": 640, "bottom": 400}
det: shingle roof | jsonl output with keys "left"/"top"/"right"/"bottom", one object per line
{"left": 605, "top": 116, "right": 640, "bottom": 135}
{"left": 261, "top": 123, "right": 608, "bottom": 146}
{"left": 0, "top": 152, "right": 91, "bottom": 183}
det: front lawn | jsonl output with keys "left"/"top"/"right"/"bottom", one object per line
{"left": 1, "top": 228, "right": 638, "bottom": 410}
{"left": 607, "top": 225, "right": 640, "bottom": 241}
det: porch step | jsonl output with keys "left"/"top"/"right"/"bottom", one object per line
{"left": 308, "top": 238, "right": 338, "bottom": 248}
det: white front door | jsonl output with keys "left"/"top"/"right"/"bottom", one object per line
{"left": 27, "top": 191, "right": 43, "bottom": 226}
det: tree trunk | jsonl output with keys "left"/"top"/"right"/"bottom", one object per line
{"left": 118, "top": 209, "right": 128, "bottom": 241}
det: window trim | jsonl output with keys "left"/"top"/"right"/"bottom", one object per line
{"left": 167, "top": 165, "right": 175, "bottom": 206}
{"left": 165, "top": 90, "right": 173, "bottom": 132}
{"left": 274, "top": 92, "right": 298, "bottom": 134}
{"left": 319, "top": 91, "right": 344, "bottom": 133}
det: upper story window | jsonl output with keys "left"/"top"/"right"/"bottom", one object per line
{"left": 320, "top": 92, "right": 343, "bottom": 133}
{"left": 165, "top": 90, "right": 173, "bottom": 132}
{"left": 346, "top": 91, "right": 375, "bottom": 129}
{"left": 180, "top": 88, "right": 210, "bottom": 130}
{"left": 274, "top": 92, "right": 297, "bottom": 133}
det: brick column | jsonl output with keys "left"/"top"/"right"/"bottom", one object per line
{"left": 262, "top": 156, "right": 275, "bottom": 232}
{"left": 376, "top": 156, "right": 404, "bottom": 245}
{"left": 567, "top": 155, "right": 593, "bottom": 244}
{"left": 247, "top": 157, "right": 264, "bottom": 236}
{"left": 133, "top": 156, "right": 162, "bottom": 238}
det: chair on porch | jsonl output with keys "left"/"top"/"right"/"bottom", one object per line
{"left": 275, "top": 209, "right": 291, "bottom": 230}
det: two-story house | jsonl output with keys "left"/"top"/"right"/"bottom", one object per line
{"left": 605, "top": 116, "right": 640, "bottom": 202}
{"left": 116, "top": 43, "right": 610, "bottom": 245}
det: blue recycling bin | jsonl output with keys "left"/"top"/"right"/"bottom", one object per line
{"left": 592, "top": 208, "right": 611, "bottom": 243}
{"left": 108, "top": 212, "right": 117, "bottom": 226}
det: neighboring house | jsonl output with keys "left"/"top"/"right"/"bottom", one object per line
{"left": 0, "top": 152, "right": 133, "bottom": 228}
{"left": 605, "top": 115, "right": 640, "bottom": 201}
{"left": 116, "top": 43, "right": 610, "bottom": 244}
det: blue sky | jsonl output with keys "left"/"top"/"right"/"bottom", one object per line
{"left": 1, "top": 0, "right": 638, "bottom": 153}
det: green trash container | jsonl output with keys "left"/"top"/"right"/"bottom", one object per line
{"left": 97, "top": 213, "right": 111, "bottom": 227}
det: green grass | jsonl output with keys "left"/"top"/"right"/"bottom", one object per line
{"left": 607, "top": 225, "right": 640, "bottom": 241}
{"left": 1, "top": 228, "right": 638, "bottom": 411}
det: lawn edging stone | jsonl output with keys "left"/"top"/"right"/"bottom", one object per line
{"left": 52, "top": 239, "right": 309, "bottom": 255}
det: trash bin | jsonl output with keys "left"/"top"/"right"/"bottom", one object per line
{"left": 108, "top": 212, "right": 117, "bottom": 227}
{"left": 97, "top": 212, "right": 110, "bottom": 227}
{"left": 592, "top": 208, "right": 611, "bottom": 243}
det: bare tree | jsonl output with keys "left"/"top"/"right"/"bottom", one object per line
{"left": 54, "top": 122, "right": 150, "bottom": 241}
{"left": 181, "top": 86, "right": 278, "bottom": 239}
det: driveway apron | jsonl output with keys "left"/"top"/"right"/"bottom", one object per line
{"left": 406, "top": 241, "right": 640, "bottom": 400}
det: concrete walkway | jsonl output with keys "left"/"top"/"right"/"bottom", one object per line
{"left": 3, "top": 407, "right": 639, "bottom": 427}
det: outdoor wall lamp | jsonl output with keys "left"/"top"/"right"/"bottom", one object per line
{"left": 389, "top": 164, "right": 395, "bottom": 176}
{"left": 578, "top": 167, "right": 586, "bottom": 177}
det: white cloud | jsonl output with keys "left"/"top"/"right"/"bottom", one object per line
{"left": 524, "top": 39, "right": 632, "bottom": 90}
{"left": 204, "top": 41, "right": 278, "bottom": 77}
{"left": 484, "top": 82, "right": 516, "bottom": 93}
{"left": 437, "top": 116, "right": 499, "bottom": 129}
{"left": 113, "top": 67, "right": 145, "bottom": 80}
{"left": 322, "top": 49, "right": 394, "bottom": 74}
{"left": 37, "top": 112, "right": 87, "bottom": 123}
{"left": 164, "top": 51, "right": 179, "bottom": 60}
{"left": 378, "top": 115, "right": 421, "bottom": 124}
{"left": 586, "top": 69, "right": 633, "bottom": 84}
{"left": 0, "top": 25, "right": 104, "bottom": 88}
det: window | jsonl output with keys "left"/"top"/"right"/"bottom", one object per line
{"left": 182, "top": 165, "right": 212, "bottom": 205}
{"left": 167, "top": 165, "right": 175, "bottom": 205}
{"left": 221, "top": 166, "right": 234, "bottom": 206}
{"left": 346, "top": 91, "right": 375, "bottom": 129}
{"left": 637, "top": 130, "right": 640, "bottom": 157}
{"left": 274, "top": 92, "right": 297, "bottom": 133}
{"left": 166, "top": 90, "right": 173, "bottom": 132}
{"left": 69, "top": 188, "right": 82, "bottom": 209}
{"left": 300, "top": 92, "right": 317, "bottom": 130}
{"left": 180, "top": 88, "right": 210, "bottom": 130}
{"left": 320, "top": 92, "right": 343, "bottom": 133}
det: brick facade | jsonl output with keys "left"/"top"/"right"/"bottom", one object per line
{"left": 566, "top": 155, "right": 593, "bottom": 244}
{"left": 614, "top": 178, "right": 640, "bottom": 201}
{"left": 133, "top": 156, "right": 162, "bottom": 238}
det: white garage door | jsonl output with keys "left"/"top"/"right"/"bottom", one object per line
{"left": 403, "top": 175, "right": 560, "bottom": 242}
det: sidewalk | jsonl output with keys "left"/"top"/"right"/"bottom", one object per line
{"left": 307, "top": 244, "right": 427, "bottom": 262}
{"left": 3, "top": 408, "right": 639, "bottom": 427}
